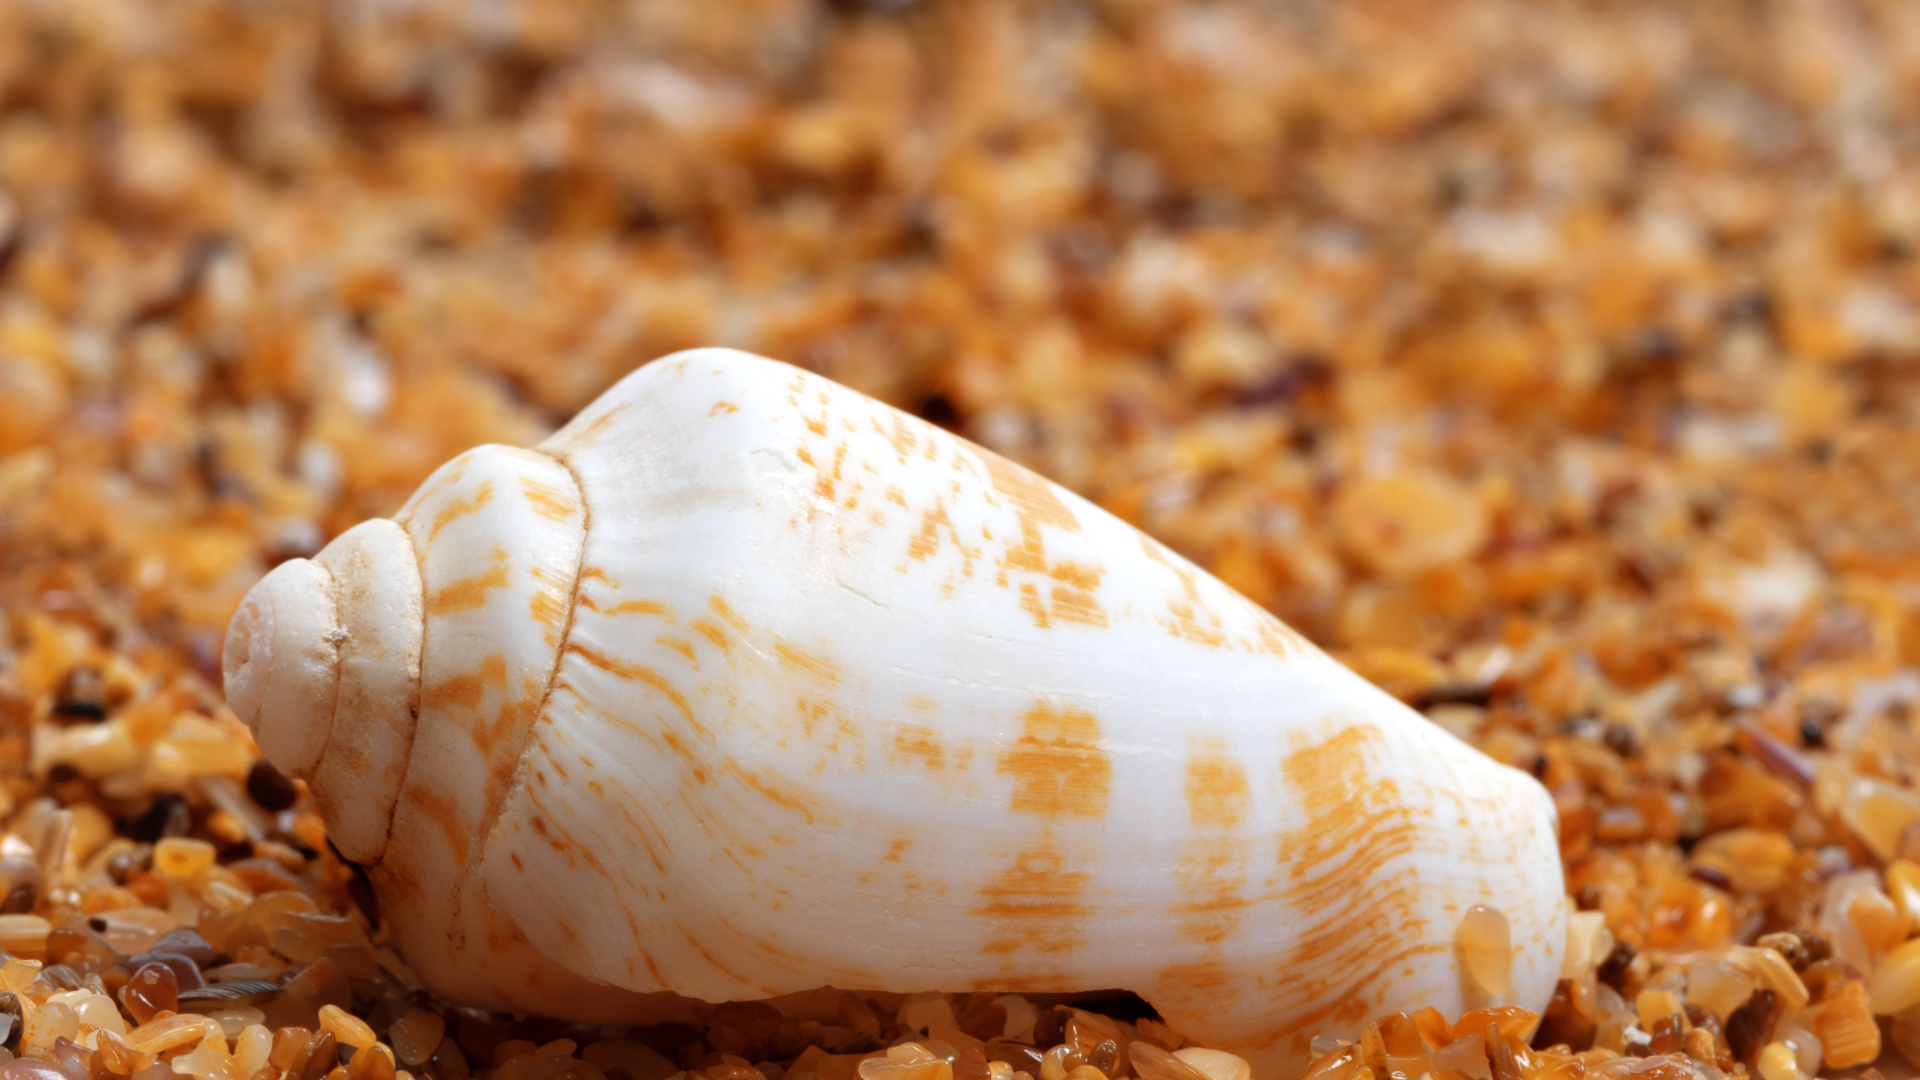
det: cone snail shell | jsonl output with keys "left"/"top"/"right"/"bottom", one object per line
{"left": 223, "top": 349, "right": 1564, "bottom": 1078}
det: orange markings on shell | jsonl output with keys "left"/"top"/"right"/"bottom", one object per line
{"left": 1156, "top": 958, "right": 1241, "bottom": 998}
{"left": 690, "top": 619, "right": 729, "bottom": 651}
{"left": 1020, "top": 583, "right": 1050, "bottom": 628}
{"left": 582, "top": 598, "right": 673, "bottom": 618}
{"left": 988, "top": 455, "right": 1074, "bottom": 567}
{"left": 568, "top": 641, "right": 701, "bottom": 733}
{"left": 908, "top": 500, "right": 969, "bottom": 564}
{"left": 425, "top": 651, "right": 508, "bottom": 712}
{"left": 984, "top": 452, "right": 1080, "bottom": 539}
{"left": 724, "top": 758, "right": 828, "bottom": 826}
{"left": 996, "top": 702, "right": 1112, "bottom": 819}
{"left": 409, "top": 784, "right": 471, "bottom": 869}
{"left": 519, "top": 475, "right": 581, "bottom": 521}
{"left": 681, "top": 926, "right": 760, "bottom": 991}
{"left": 973, "top": 840, "right": 1095, "bottom": 956}
{"left": 1243, "top": 722, "right": 1446, "bottom": 1061}
{"left": 1185, "top": 738, "right": 1253, "bottom": 827}
{"left": 709, "top": 594, "right": 751, "bottom": 633}
{"left": 395, "top": 456, "right": 470, "bottom": 532}
{"left": 773, "top": 641, "right": 840, "bottom": 684}
{"left": 568, "top": 401, "right": 631, "bottom": 447}
{"left": 1048, "top": 582, "right": 1107, "bottom": 627}
{"left": 428, "top": 480, "right": 495, "bottom": 543}
{"left": 530, "top": 580, "right": 570, "bottom": 634}
{"left": 808, "top": 442, "right": 848, "bottom": 502}
{"left": 1172, "top": 838, "right": 1254, "bottom": 944}
{"left": 977, "top": 451, "right": 1115, "bottom": 629}
{"left": 427, "top": 554, "right": 511, "bottom": 616}
{"left": 1142, "top": 538, "right": 1230, "bottom": 648}
{"left": 1050, "top": 560, "right": 1104, "bottom": 589}
{"left": 892, "top": 725, "right": 947, "bottom": 771}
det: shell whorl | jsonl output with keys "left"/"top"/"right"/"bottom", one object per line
{"left": 222, "top": 518, "right": 426, "bottom": 862}
{"left": 222, "top": 556, "right": 342, "bottom": 778}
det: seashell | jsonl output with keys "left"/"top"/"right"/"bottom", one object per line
{"left": 222, "top": 349, "right": 1564, "bottom": 1079}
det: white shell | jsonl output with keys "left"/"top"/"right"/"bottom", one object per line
{"left": 224, "top": 349, "right": 1564, "bottom": 1078}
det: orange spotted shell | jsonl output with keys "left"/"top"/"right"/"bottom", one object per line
{"left": 223, "top": 350, "right": 1564, "bottom": 1078}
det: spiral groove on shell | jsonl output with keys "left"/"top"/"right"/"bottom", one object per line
{"left": 225, "top": 349, "right": 1565, "bottom": 1079}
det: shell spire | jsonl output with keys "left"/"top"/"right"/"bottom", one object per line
{"left": 226, "top": 348, "right": 1565, "bottom": 1079}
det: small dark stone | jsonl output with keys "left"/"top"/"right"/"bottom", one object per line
{"left": 1603, "top": 723, "right": 1640, "bottom": 758}
{"left": 105, "top": 845, "right": 151, "bottom": 885}
{"left": 1755, "top": 931, "right": 1806, "bottom": 969}
{"left": 49, "top": 700, "right": 105, "bottom": 723}
{"left": 1802, "top": 715, "right": 1826, "bottom": 748}
{"left": 1685, "top": 1004, "right": 1722, "bottom": 1040}
{"left": 1596, "top": 940, "right": 1637, "bottom": 987}
{"left": 1231, "top": 355, "right": 1331, "bottom": 409}
{"left": 1796, "top": 929, "right": 1833, "bottom": 965}
{"left": 1725, "top": 987, "right": 1776, "bottom": 1063}
{"left": 49, "top": 668, "right": 107, "bottom": 724}
{"left": 1574, "top": 885, "right": 1605, "bottom": 911}
{"left": 129, "top": 794, "right": 191, "bottom": 843}
{"left": 246, "top": 759, "right": 299, "bottom": 812}
{"left": 1647, "top": 1013, "right": 1684, "bottom": 1056}
{"left": 127, "top": 952, "right": 205, "bottom": 991}
{"left": 1031, "top": 1005, "right": 1071, "bottom": 1050}
{"left": 1688, "top": 864, "right": 1734, "bottom": 891}
{"left": 917, "top": 394, "right": 958, "bottom": 429}
{"left": 1415, "top": 683, "right": 1496, "bottom": 710}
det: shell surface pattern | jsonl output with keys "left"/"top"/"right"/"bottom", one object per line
{"left": 222, "top": 349, "right": 1565, "bottom": 1078}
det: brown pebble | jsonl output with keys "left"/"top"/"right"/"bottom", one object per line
{"left": 1596, "top": 941, "right": 1637, "bottom": 987}
{"left": 50, "top": 668, "right": 106, "bottom": 723}
{"left": 299, "top": 1031, "right": 339, "bottom": 1080}
{"left": 272, "top": 1028, "right": 316, "bottom": 1074}
{"left": 248, "top": 759, "right": 300, "bottom": 811}
{"left": 1725, "top": 988, "right": 1776, "bottom": 1063}
{"left": 118, "top": 961, "right": 179, "bottom": 1024}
